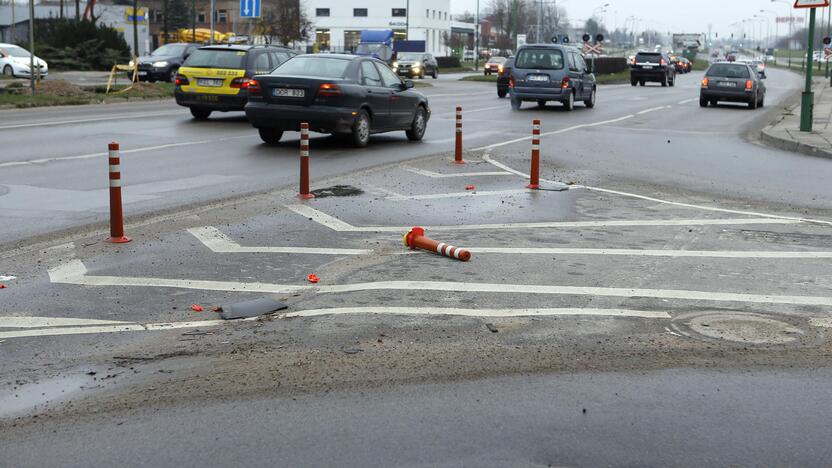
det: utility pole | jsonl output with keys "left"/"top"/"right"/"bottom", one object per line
{"left": 11, "top": 0, "right": 15, "bottom": 43}
{"left": 132, "top": 0, "right": 139, "bottom": 60}
{"left": 800, "top": 7, "right": 818, "bottom": 132}
{"left": 191, "top": 0, "right": 196, "bottom": 42}
{"left": 474, "top": 0, "right": 479, "bottom": 71}
{"left": 405, "top": 0, "right": 409, "bottom": 39}
{"left": 209, "top": 0, "right": 215, "bottom": 44}
{"left": 28, "top": 0, "right": 34, "bottom": 95}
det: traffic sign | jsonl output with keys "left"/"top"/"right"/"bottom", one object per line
{"left": 794, "top": 0, "right": 830, "bottom": 8}
{"left": 583, "top": 43, "right": 603, "bottom": 55}
{"left": 240, "top": 0, "right": 260, "bottom": 18}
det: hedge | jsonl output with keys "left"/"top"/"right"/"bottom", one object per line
{"left": 436, "top": 56, "right": 461, "bottom": 68}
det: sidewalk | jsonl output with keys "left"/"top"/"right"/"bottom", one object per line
{"left": 761, "top": 77, "right": 832, "bottom": 159}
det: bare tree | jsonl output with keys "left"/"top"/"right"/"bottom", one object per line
{"left": 254, "top": 0, "right": 311, "bottom": 46}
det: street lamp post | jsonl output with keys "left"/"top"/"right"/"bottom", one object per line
{"left": 800, "top": 7, "right": 818, "bottom": 132}
{"left": 474, "top": 0, "right": 479, "bottom": 71}
{"left": 772, "top": 0, "right": 793, "bottom": 68}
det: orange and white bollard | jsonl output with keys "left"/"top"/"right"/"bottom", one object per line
{"left": 527, "top": 119, "right": 541, "bottom": 189}
{"left": 107, "top": 142, "right": 131, "bottom": 243}
{"left": 299, "top": 122, "right": 314, "bottom": 199}
{"left": 404, "top": 227, "right": 471, "bottom": 262}
{"left": 454, "top": 106, "right": 465, "bottom": 164}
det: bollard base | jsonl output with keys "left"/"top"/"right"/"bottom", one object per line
{"left": 453, "top": 159, "right": 466, "bottom": 165}
{"left": 526, "top": 184, "right": 540, "bottom": 190}
{"left": 298, "top": 193, "right": 315, "bottom": 200}
{"left": 107, "top": 236, "right": 132, "bottom": 244}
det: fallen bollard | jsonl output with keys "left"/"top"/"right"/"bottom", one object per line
{"left": 404, "top": 226, "right": 471, "bottom": 261}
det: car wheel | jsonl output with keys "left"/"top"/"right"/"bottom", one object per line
{"left": 749, "top": 92, "right": 758, "bottom": 109}
{"left": 759, "top": 95, "right": 765, "bottom": 108}
{"left": 563, "top": 91, "right": 574, "bottom": 111}
{"left": 669, "top": 76, "right": 675, "bottom": 87}
{"left": 510, "top": 97, "right": 521, "bottom": 110}
{"left": 497, "top": 88, "right": 507, "bottom": 98}
{"left": 189, "top": 107, "right": 211, "bottom": 120}
{"left": 432, "top": 68, "right": 438, "bottom": 79}
{"left": 537, "top": 99, "right": 546, "bottom": 107}
{"left": 699, "top": 96, "right": 708, "bottom": 107}
{"left": 405, "top": 106, "right": 427, "bottom": 141}
{"left": 2, "top": 65, "right": 14, "bottom": 77}
{"left": 661, "top": 76, "right": 667, "bottom": 87}
{"left": 639, "top": 81, "right": 645, "bottom": 86}
{"left": 584, "top": 88, "right": 596, "bottom": 108}
{"left": 258, "top": 128, "right": 284, "bottom": 144}
{"left": 710, "top": 99, "right": 717, "bottom": 107}
{"left": 350, "top": 109, "right": 371, "bottom": 147}
{"left": 630, "top": 78, "right": 637, "bottom": 86}
{"left": 168, "top": 67, "right": 178, "bottom": 83}
{"left": 148, "top": 77, "right": 156, "bottom": 83}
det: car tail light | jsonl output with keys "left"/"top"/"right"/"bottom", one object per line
{"left": 701, "top": 77, "right": 709, "bottom": 87}
{"left": 508, "top": 76, "right": 515, "bottom": 88}
{"left": 660, "top": 58, "right": 667, "bottom": 66}
{"left": 230, "top": 77, "right": 250, "bottom": 89}
{"left": 631, "top": 57, "right": 636, "bottom": 65}
{"left": 745, "top": 80, "right": 753, "bottom": 90}
{"left": 498, "top": 64, "right": 504, "bottom": 73}
{"left": 561, "top": 77, "right": 570, "bottom": 89}
{"left": 174, "top": 74, "right": 189, "bottom": 86}
{"left": 247, "top": 79, "right": 261, "bottom": 94}
{"left": 317, "top": 83, "right": 341, "bottom": 97}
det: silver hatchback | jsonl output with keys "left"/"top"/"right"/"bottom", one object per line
{"left": 508, "top": 44, "right": 596, "bottom": 111}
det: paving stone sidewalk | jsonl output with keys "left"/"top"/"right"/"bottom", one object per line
{"left": 761, "top": 77, "right": 832, "bottom": 159}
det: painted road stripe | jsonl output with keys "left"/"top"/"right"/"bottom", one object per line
{"left": 481, "top": 155, "right": 832, "bottom": 227}
{"left": 285, "top": 204, "right": 800, "bottom": 233}
{"left": 283, "top": 307, "right": 671, "bottom": 319}
{"left": 0, "top": 135, "right": 251, "bottom": 169}
{"left": 678, "top": 98, "right": 697, "bottom": 105}
{"left": 0, "top": 316, "right": 131, "bottom": 328}
{"left": 386, "top": 189, "right": 531, "bottom": 201}
{"left": 402, "top": 166, "right": 511, "bottom": 178}
{"left": 636, "top": 106, "right": 670, "bottom": 115}
{"left": 0, "top": 319, "right": 235, "bottom": 340}
{"left": 49, "top": 260, "right": 832, "bottom": 307}
{"left": 473, "top": 114, "right": 635, "bottom": 151}
{"left": 0, "top": 111, "right": 183, "bottom": 131}
{"left": 188, "top": 226, "right": 374, "bottom": 255}
{"left": 809, "top": 318, "right": 832, "bottom": 328}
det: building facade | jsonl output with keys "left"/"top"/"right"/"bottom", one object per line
{"left": 304, "top": 0, "right": 451, "bottom": 55}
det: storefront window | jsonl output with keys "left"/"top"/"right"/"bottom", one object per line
{"left": 315, "top": 29, "right": 331, "bottom": 51}
{"left": 344, "top": 31, "right": 361, "bottom": 53}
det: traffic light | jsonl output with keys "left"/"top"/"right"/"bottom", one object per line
{"left": 582, "top": 33, "right": 591, "bottom": 42}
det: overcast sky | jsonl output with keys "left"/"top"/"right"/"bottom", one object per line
{"left": 451, "top": 0, "right": 817, "bottom": 37}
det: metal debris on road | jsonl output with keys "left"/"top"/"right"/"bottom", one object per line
{"left": 219, "top": 297, "right": 287, "bottom": 320}
{"left": 485, "top": 323, "right": 499, "bottom": 333}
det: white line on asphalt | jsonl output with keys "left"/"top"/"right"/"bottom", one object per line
{"left": 188, "top": 226, "right": 375, "bottom": 255}
{"left": 677, "top": 98, "right": 697, "bottom": 105}
{"left": 0, "top": 135, "right": 252, "bottom": 169}
{"left": 0, "top": 316, "right": 132, "bottom": 328}
{"left": 636, "top": 106, "right": 670, "bottom": 115}
{"left": 386, "top": 189, "right": 531, "bottom": 201}
{"left": 422, "top": 91, "right": 494, "bottom": 98}
{"left": 283, "top": 307, "right": 671, "bottom": 319}
{"left": 480, "top": 155, "right": 832, "bottom": 227}
{"left": 49, "top": 260, "right": 832, "bottom": 307}
{"left": 472, "top": 114, "right": 636, "bottom": 150}
{"left": 285, "top": 204, "right": 800, "bottom": 233}
{"left": 0, "top": 319, "right": 240, "bottom": 340}
{"left": 403, "top": 166, "right": 511, "bottom": 178}
{"left": 439, "top": 105, "right": 507, "bottom": 116}
{"left": 0, "top": 111, "right": 184, "bottom": 130}
{"left": 362, "top": 183, "right": 406, "bottom": 198}
{"left": 809, "top": 318, "right": 832, "bottom": 328}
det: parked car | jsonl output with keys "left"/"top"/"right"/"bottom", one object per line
{"left": 462, "top": 50, "right": 475, "bottom": 61}
{"left": 700, "top": 61, "right": 766, "bottom": 109}
{"left": 130, "top": 43, "right": 199, "bottom": 82}
{"left": 630, "top": 51, "right": 675, "bottom": 87}
{"left": 496, "top": 56, "right": 513, "bottom": 98}
{"left": 508, "top": 44, "right": 596, "bottom": 111}
{"left": 484, "top": 56, "right": 507, "bottom": 75}
{"left": 392, "top": 52, "right": 438, "bottom": 79}
{"left": 245, "top": 54, "right": 431, "bottom": 147}
{"left": 0, "top": 43, "right": 48, "bottom": 78}
{"left": 174, "top": 44, "right": 297, "bottom": 120}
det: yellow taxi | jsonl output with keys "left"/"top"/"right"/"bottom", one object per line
{"left": 174, "top": 44, "right": 296, "bottom": 120}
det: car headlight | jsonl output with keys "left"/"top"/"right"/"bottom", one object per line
{"left": 129, "top": 60, "right": 135, "bottom": 67}
{"left": 152, "top": 61, "right": 168, "bottom": 68}
{"left": 392, "top": 61, "right": 398, "bottom": 68}
{"left": 412, "top": 64, "right": 420, "bottom": 70}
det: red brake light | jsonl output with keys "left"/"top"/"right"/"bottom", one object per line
{"left": 660, "top": 58, "right": 667, "bottom": 66}
{"left": 174, "top": 74, "right": 189, "bottom": 86}
{"left": 247, "top": 79, "right": 261, "bottom": 94}
{"left": 561, "top": 76, "right": 570, "bottom": 89}
{"left": 631, "top": 57, "right": 636, "bottom": 65}
{"left": 745, "top": 80, "right": 753, "bottom": 90}
{"left": 701, "top": 77, "right": 709, "bottom": 87}
{"left": 508, "top": 76, "right": 515, "bottom": 88}
{"left": 230, "top": 77, "right": 250, "bottom": 89}
{"left": 317, "top": 83, "right": 341, "bottom": 97}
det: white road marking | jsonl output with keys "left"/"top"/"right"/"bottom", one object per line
{"left": 0, "top": 275, "right": 15, "bottom": 281}
{"left": 0, "top": 111, "right": 183, "bottom": 130}
{"left": 285, "top": 204, "right": 800, "bottom": 233}
{"left": 472, "top": 114, "right": 635, "bottom": 151}
{"left": 188, "top": 226, "right": 375, "bottom": 255}
{"left": 49, "top": 260, "right": 832, "bottom": 307}
{"left": 283, "top": 307, "right": 671, "bottom": 319}
{"left": 677, "top": 98, "right": 697, "bottom": 105}
{"left": 362, "top": 183, "right": 405, "bottom": 198}
{"left": 636, "top": 106, "right": 670, "bottom": 115}
{"left": 809, "top": 318, "right": 832, "bottom": 328}
{"left": 386, "top": 189, "right": 531, "bottom": 201}
{"left": 0, "top": 316, "right": 131, "bottom": 328}
{"left": 0, "top": 319, "right": 243, "bottom": 340}
{"left": 0, "top": 135, "right": 251, "bottom": 169}
{"left": 422, "top": 91, "right": 494, "bottom": 98}
{"left": 439, "top": 105, "right": 507, "bottom": 116}
{"left": 481, "top": 155, "right": 832, "bottom": 227}
{"left": 402, "top": 166, "right": 511, "bottom": 178}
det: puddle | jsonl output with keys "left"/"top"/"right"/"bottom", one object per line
{"left": 310, "top": 185, "right": 364, "bottom": 198}
{"left": 0, "top": 366, "right": 118, "bottom": 418}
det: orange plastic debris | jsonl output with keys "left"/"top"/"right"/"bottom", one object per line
{"left": 0, "top": 284, "right": 5, "bottom": 289}
{"left": 465, "top": 185, "right": 476, "bottom": 190}
{"left": 307, "top": 274, "right": 320, "bottom": 283}
{"left": 191, "top": 304, "right": 204, "bottom": 312}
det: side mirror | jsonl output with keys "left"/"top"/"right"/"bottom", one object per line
{"left": 403, "top": 79, "right": 414, "bottom": 89}
{"left": 759, "top": 72, "right": 766, "bottom": 79}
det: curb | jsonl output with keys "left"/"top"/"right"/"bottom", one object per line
{"left": 760, "top": 125, "right": 832, "bottom": 161}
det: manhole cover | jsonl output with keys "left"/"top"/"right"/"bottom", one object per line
{"left": 310, "top": 185, "right": 363, "bottom": 198}
{"left": 686, "top": 313, "right": 804, "bottom": 345}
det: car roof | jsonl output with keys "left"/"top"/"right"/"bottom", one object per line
{"left": 0, "top": 43, "right": 22, "bottom": 47}
{"left": 196, "top": 44, "right": 293, "bottom": 52}
{"left": 296, "top": 53, "right": 357, "bottom": 60}
{"left": 518, "top": 44, "right": 578, "bottom": 51}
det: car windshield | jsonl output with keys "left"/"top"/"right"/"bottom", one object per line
{"left": 515, "top": 49, "right": 564, "bottom": 70}
{"left": 182, "top": 49, "right": 247, "bottom": 68}
{"left": 2, "top": 45, "right": 31, "bottom": 57}
{"left": 487, "top": 57, "right": 506, "bottom": 64}
{"left": 707, "top": 64, "right": 750, "bottom": 78}
{"left": 397, "top": 53, "right": 423, "bottom": 61}
{"left": 355, "top": 43, "right": 381, "bottom": 55}
{"left": 152, "top": 44, "right": 189, "bottom": 57}
{"left": 272, "top": 56, "right": 350, "bottom": 78}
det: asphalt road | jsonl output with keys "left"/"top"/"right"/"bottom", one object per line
{"left": 3, "top": 67, "right": 832, "bottom": 467}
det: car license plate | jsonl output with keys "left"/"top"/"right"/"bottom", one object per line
{"left": 528, "top": 75, "right": 549, "bottom": 82}
{"left": 137, "top": 71, "right": 147, "bottom": 76}
{"left": 717, "top": 81, "right": 737, "bottom": 87}
{"left": 273, "top": 88, "right": 305, "bottom": 98}
{"left": 197, "top": 78, "right": 223, "bottom": 87}
{"left": 642, "top": 65, "right": 653, "bottom": 70}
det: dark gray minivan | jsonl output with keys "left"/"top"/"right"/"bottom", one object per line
{"left": 508, "top": 44, "right": 596, "bottom": 111}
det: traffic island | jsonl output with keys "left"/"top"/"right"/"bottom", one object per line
{"left": 761, "top": 78, "right": 832, "bottom": 159}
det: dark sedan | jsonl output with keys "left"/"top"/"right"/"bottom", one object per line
{"left": 700, "top": 62, "right": 766, "bottom": 109}
{"left": 245, "top": 54, "right": 431, "bottom": 147}
{"left": 132, "top": 43, "right": 199, "bottom": 82}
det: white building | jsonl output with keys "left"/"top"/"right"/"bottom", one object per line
{"left": 304, "top": 0, "right": 451, "bottom": 55}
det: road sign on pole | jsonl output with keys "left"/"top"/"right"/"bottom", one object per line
{"left": 240, "top": 0, "right": 260, "bottom": 18}
{"left": 794, "top": 0, "right": 829, "bottom": 8}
